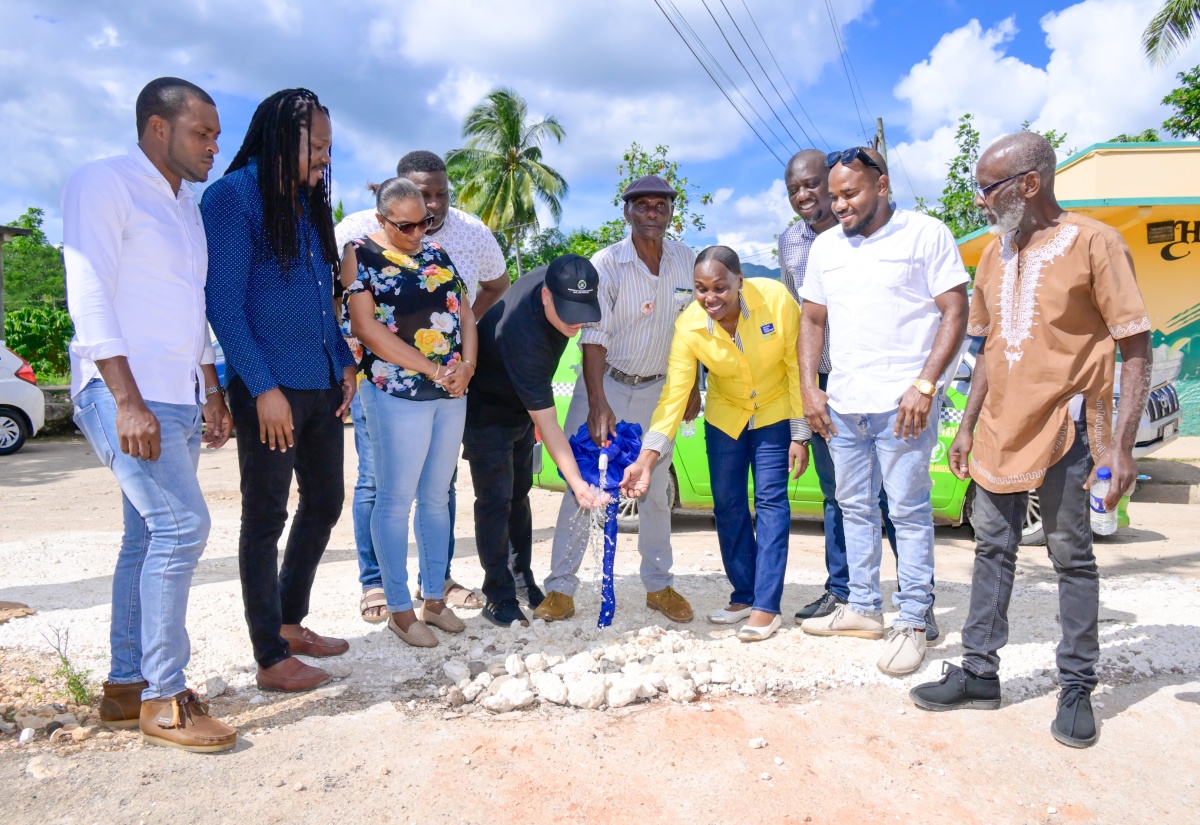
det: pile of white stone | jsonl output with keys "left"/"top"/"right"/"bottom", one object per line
{"left": 439, "top": 625, "right": 741, "bottom": 713}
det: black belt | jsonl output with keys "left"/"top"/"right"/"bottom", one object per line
{"left": 605, "top": 366, "right": 665, "bottom": 387}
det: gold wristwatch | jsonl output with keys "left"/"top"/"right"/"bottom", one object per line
{"left": 913, "top": 379, "right": 936, "bottom": 398}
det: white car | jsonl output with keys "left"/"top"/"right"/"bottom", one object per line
{"left": 0, "top": 346, "right": 46, "bottom": 455}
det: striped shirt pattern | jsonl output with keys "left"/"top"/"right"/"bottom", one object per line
{"left": 579, "top": 236, "right": 696, "bottom": 378}
{"left": 778, "top": 219, "right": 833, "bottom": 374}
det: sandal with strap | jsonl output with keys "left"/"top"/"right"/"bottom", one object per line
{"left": 359, "top": 588, "right": 389, "bottom": 623}
{"left": 444, "top": 579, "right": 484, "bottom": 609}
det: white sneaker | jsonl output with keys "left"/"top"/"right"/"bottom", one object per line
{"left": 877, "top": 626, "right": 927, "bottom": 676}
{"left": 708, "top": 605, "right": 753, "bottom": 625}
{"left": 800, "top": 604, "right": 884, "bottom": 639}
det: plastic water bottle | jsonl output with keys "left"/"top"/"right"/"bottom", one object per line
{"left": 1089, "top": 467, "right": 1118, "bottom": 535}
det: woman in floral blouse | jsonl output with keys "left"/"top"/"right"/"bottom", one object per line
{"left": 340, "top": 177, "right": 478, "bottom": 648}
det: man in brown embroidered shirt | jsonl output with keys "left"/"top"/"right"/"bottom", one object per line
{"left": 909, "top": 132, "right": 1151, "bottom": 749}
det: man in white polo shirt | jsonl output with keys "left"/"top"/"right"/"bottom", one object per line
{"left": 798, "top": 147, "right": 968, "bottom": 677}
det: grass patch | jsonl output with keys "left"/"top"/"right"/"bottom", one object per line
{"left": 43, "top": 627, "right": 95, "bottom": 706}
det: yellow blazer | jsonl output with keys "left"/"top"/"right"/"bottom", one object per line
{"left": 648, "top": 277, "right": 803, "bottom": 444}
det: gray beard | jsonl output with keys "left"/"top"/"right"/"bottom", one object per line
{"left": 987, "top": 197, "right": 1027, "bottom": 237}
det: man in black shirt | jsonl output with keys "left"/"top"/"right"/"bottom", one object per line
{"left": 465, "top": 254, "right": 606, "bottom": 627}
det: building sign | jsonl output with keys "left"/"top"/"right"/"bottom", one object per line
{"left": 1147, "top": 219, "right": 1200, "bottom": 261}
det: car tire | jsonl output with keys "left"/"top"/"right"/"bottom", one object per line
{"left": 965, "top": 483, "right": 1047, "bottom": 546}
{"left": 0, "top": 407, "right": 30, "bottom": 456}
{"left": 616, "top": 468, "right": 677, "bottom": 534}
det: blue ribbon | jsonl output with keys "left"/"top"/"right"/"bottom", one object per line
{"left": 564, "top": 422, "right": 643, "bottom": 627}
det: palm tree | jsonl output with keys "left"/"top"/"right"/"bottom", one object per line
{"left": 446, "top": 88, "right": 568, "bottom": 276}
{"left": 1143, "top": 0, "right": 1200, "bottom": 65}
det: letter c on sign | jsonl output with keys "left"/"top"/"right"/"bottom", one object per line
{"left": 1163, "top": 242, "right": 1193, "bottom": 261}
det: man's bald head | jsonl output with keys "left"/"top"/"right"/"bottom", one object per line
{"left": 786, "top": 148, "right": 827, "bottom": 182}
{"left": 980, "top": 132, "right": 1057, "bottom": 192}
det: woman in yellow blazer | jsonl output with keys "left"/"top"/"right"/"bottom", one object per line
{"left": 621, "top": 246, "right": 808, "bottom": 642}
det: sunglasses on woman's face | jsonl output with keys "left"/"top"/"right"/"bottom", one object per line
{"left": 382, "top": 213, "right": 435, "bottom": 235}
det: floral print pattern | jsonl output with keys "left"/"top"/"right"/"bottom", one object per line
{"left": 345, "top": 238, "right": 466, "bottom": 400}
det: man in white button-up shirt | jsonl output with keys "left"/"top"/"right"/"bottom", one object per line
{"left": 797, "top": 147, "right": 967, "bottom": 678}
{"left": 63, "top": 77, "right": 236, "bottom": 753}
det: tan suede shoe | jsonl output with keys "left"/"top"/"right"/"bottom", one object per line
{"left": 420, "top": 604, "right": 466, "bottom": 633}
{"left": 99, "top": 680, "right": 148, "bottom": 729}
{"left": 388, "top": 615, "right": 438, "bottom": 648}
{"left": 532, "top": 591, "right": 575, "bottom": 622}
{"left": 645, "top": 587, "right": 694, "bottom": 623}
{"left": 140, "top": 689, "right": 237, "bottom": 753}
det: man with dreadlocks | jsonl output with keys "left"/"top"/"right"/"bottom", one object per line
{"left": 203, "top": 88, "right": 357, "bottom": 693}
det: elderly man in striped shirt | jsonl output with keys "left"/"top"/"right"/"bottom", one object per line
{"left": 535, "top": 175, "right": 700, "bottom": 624}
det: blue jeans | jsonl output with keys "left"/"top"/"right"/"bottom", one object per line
{"left": 350, "top": 391, "right": 459, "bottom": 593}
{"left": 359, "top": 383, "right": 466, "bottom": 612}
{"left": 811, "top": 374, "right": 910, "bottom": 600}
{"left": 706, "top": 419, "right": 791, "bottom": 615}
{"left": 827, "top": 401, "right": 939, "bottom": 629}
{"left": 73, "top": 380, "right": 209, "bottom": 701}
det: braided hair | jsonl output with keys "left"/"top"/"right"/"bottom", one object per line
{"left": 225, "top": 88, "right": 338, "bottom": 271}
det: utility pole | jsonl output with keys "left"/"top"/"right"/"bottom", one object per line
{"left": 0, "top": 225, "right": 34, "bottom": 338}
{"left": 872, "top": 118, "right": 892, "bottom": 202}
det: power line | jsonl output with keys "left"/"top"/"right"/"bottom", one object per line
{"left": 717, "top": 0, "right": 815, "bottom": 149}
{"left": 699, "top": 0, "right": 803, "bottom": 153}
{"left": 666, "top": 0, "right": 793, "bottom": 157}
{"left": 738, "top": 0, "right": 829, "bottom": 150}
{"left": 653, "top": 0, "right": 788, "bottom": 165}
{"left": 822, "top": 0, "right": 870, "bottom": 140}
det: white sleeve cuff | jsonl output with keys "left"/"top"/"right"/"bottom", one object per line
{"left": 642, "top": 431, "right": 674, "bottom": 456}
{"left": 578, "top": 328, "right": 609, "bottom": 348}
{"left": 71, "top": 337, "right": 129, "bottom": 363}
{"left": 200, "top": 341, "right": 216, "bottom": 366}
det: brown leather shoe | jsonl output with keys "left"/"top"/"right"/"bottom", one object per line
{"left": 140, "top": 689, "right": 237, "bottom": 753}
{"left": 99, "top": 680, "right": 148, "bottom": 729}
{"left": 646, "top": 587, "right": 694, "bottom": 623}
{"left": 532, "top": 591, "right": 575, "bottom": 622}
{"left": 281, "top": 625, "right": 349, "bottom": 657}
{"left": 256, "top": 657, "right": 332, "bottom": 692}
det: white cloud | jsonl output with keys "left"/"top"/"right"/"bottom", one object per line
{"left": 707, "top": 178, "right": 795, "bottom": 265}
{"left": 0, "top": 0, "right": 873, "bottom": 239}
{"left": 890, "top": 0, "right": 1200, "bottom": 207}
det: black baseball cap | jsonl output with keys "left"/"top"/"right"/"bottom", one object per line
{"left": 543, "top": 254, "right": 601, "bottom": 325}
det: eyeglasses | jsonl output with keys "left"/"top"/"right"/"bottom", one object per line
{"left": 976, "top": 170, "right": 1034, "bottom": 201}
{"left": 825, "top": 147, "right": 882, "bottom": 173}
{"left": 381, "top": 212, "right": 435, "bottom": 235}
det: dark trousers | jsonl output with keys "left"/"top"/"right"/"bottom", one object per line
{"left": 228, "top": 377, "right": 345, "bottom": 668}
{"left": 810, "top": 373, "right": 930, "bottom": 602}
{"left": 962, "top": 419, "right": 1098, "bottom": 691}
{"left": 462, "top": 419, "right": 536, "bottom": 605}
{"left": 706, "top": 419, "right": 792, "bottom": 615}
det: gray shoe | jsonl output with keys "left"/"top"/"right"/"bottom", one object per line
{"left": 877, "top": 626, "right": 927, "bottom": 677}
{"left": 924, "top": 606, "right": 940, "bottom": 644}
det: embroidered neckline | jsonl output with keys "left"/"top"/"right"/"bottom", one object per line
{"left": 996, "top": 223, "right": 1079, "bottom": 367}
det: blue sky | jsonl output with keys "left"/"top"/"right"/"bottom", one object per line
{"left": 2, "top": 0, "right": 1197, "bottom": 265}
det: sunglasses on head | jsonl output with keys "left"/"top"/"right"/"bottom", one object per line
{"left": 381, "top": 213, "right": 435, "bottom": 235}
{"left": 825, "top": 147, "right": 882, "bottom": 173}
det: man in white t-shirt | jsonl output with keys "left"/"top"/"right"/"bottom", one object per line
{"left": 335, "top": 151, "right": 510, "bottom": 620}
{"left": 797, "top": 147, "right": 968, "bottom": 677}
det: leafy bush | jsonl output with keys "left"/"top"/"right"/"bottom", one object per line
{"left": 3, "top": 305, "right": 73, "bottom": 378}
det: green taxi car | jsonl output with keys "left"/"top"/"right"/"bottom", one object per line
{"left": 532, "top": 335, "right": 1135, "bottom": 547}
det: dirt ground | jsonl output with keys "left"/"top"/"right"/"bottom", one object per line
{"left": 1, "top": 432, "right": 1198, "bottom": 824}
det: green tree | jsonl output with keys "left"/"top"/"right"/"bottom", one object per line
{"left": 445, "top": 88, "right": 568, "bottom": 276}
{"left": 505, "top": 226, "right": 605, "bottom": 280}
{"left": 1142, "top": 0, "right": 1200, "bottom": 65}
{"left": 2, "top": 207, "right": 66, "bottom": 311}
{"left": 1111, "top": 128, "right": 1163, "bottom": 142}
{"left": 914, "top": 114, "right": 984, "bottom": 240}
{"left": 603, "top": 142, "right": 712, "bottom": 241}
{"left": 1162, "top": 65, "right": 1200, "bottom": 138}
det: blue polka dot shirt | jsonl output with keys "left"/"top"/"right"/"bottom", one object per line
{"left": 201, "top": 161, "right": 354, "bottom": 397}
